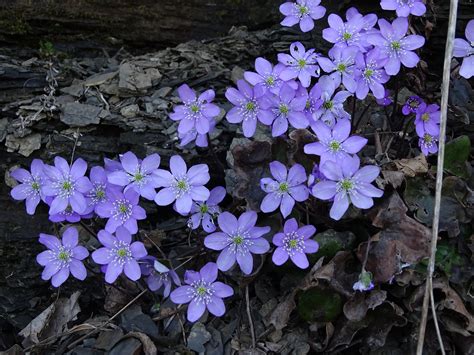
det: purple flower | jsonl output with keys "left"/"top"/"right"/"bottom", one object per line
{"left": 278, "top": 42, "right": 320, "bottom": 88}
{"left": 272, "top": 218, "right": 319, "bottom": 269}
{"left": 154, "top": 155, "right": 210, "bottom": 215}
{"left": 354, "top": 47, "right": 390, "bottom": 100}
{"left": 204, "top": 211, "right": 270, "bottom": 275}
{"left": 376, "top": 89, "right": 393, "bottom": 106}
{"left": 36, "top": 227, "right": 89, "bottom": 287}
{"left": 178, "top": 121, "right": 215, "bottom": 148}
{"left": 96, "top": 188, "right": 146, "bottom": 234}
{"left": 87, "top": 166, "right": 120, "bottom": 215}
{"left": 225, "top": 80, "right": 273, "bottom": 138}
{"left": 297, "top": 83, "right": 323, "bottom": 123}
{"left": 346, "top": 7, "right": 378, "bottom": 33}
{"left": 304, "top": 119, "right": 367, "bottom": 165}
{"left": 107, "top": 152, "right": 161, "bottom": 200}
{"left": 313, "top": 156, "right": 383, "bottom": 220}
{"left": 353, "top": 270, "right": 374, "bottom": 292}
{"left": 42, "top": 157, "right": 93, "bottom": 216}
{"left": 311, "top": 76, "right": 352, "bottom": 126}
{"left": 380, "top": 0, "right": 426, "bottom": 17}
{"left": 322, "top": 14, "right": 365, "bottom": 51}
{"left": 244, "top": 57, "right": 291, "bottom": 95}
{"left": 10, "top": 159, "right": 47, "bottom": 215}
{"left": 139, "top": 256, "right": 181, "bottom": 296}
{"left": 318, "top": 46, "right": 359, "bottom": 93}
{"left": 279, "top": 0, "right": 326, "bottom": 33}
{"left": 104, "top": 157, "right": 123, "bottom": 172}
{"left": 169, "top": 84, "right": 220, "bottom": 135}
{"left": 402, "top": 95, "right": 424, "bottom": 115}
{"left": 48, "top": 204, "right": 84, "bottom": 223}
{"left": 308, "top": 163, "right": 327, "bottom": 191}
{"left": 92, "top": 227, "right": 147, "bottom": 283}
{"left": 414, "top": 103, "right": 440, "bottom": 137}
{"left": 170, "top": 262, "right": 234, "bottom": 322}
{"left": 419, "top": 133, "right": 438, "bottom": 156}
{"left": 261, "top": 83, "right": 308, "bottom": 137}
{"left": 189, "top": 186, "right": 226, "bottom": 233}
{"left": 453, "top": 20, "right": 474, "bottom": 79}
{"left": 367, "top": 17, "right": 425, "bottom": 75}
{"left": 260, "top": 161, "right": 309, "bottom": 218}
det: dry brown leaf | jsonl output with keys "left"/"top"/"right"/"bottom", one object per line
{"left": 392, "top": 154, "right": 428, "bottom": 177}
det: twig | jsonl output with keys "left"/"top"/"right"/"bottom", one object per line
{"left": 245, "top": 285, "right": 256, "bottom": 349}
{"left": 416, "top": 0, "right": 458, "bottom": 353}
{"left": 67, "top": 289, "right": 148, "bottom": 349}
{"left": 70, "top": 128, "right": 81, "bottom": 165}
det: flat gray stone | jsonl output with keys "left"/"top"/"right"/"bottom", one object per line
{"left": 60, "top": 102, "right": 102, "bottom": 127}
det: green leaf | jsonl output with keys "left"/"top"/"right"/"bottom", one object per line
{"left": 444, "top": 135, "right": 471, "bottom": 178}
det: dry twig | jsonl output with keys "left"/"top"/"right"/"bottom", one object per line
{"left": 416, "top": 0, "right": 459, "bottom": 353}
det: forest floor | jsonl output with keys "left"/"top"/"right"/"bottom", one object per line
{"left": 0, "top": 22, "right": 473, "bottom": 355}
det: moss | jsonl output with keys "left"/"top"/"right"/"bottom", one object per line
{"left": 297, "top": 287, "right": 343, "bottom": 323}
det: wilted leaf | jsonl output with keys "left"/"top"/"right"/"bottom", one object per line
{"left": 392, "top": 154, "right": 428, "bottom": 177}
{"left": 19, "top": 291, "right": 81, "bottom": 346}
{"left": 361, "top": 192, "right": 431, "bottom": 282}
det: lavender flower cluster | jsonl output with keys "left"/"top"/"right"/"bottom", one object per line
{"left": 9, "top": 0, "right": 471, "bottom": 319}
{"left": 402, "top": 95, "right": 441, "bottom": 155}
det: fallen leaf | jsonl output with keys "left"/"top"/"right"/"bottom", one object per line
{"left": 19, "top": 291, "right": 81, "bottom": 346}
{"left": 360, "top": 192, "right": 431, "bottom": 282}
{"left": 392, "top": 154, "right": 428, "bottom": 177}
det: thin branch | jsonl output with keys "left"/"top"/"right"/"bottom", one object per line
{"left": 67, "top": 289, "right": 148, "bottom": 350}
{"left": 416, "top": 0, "right": 458, "bottom": 353}
{"left": 245, "top": 285, "right": 256, "bottom": 349}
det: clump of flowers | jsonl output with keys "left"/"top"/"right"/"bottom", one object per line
{"left": 170, "top": 262, "right": 234, "bottom": 322}
{"left": 92, "top": 227, "right": 147, "bottom": 283}
{"left": 189, "top": 186, "right": 226, "bottom": 233}
{"left": 278, "top": 42, "right": 320, "bottom": 88}
{"left": 225, "top": 79, "right": 271, "bottom": 138}
{"left": 140, "top": 256, "right": 181, "bottom": 296}
{"left": 402, "top": 95, "right": 424, "bottom": 115}
{"left": 380, "top": 0, "right": 426, "bottom": 17}
{"left": 96, "top": 188, "right": 146, "bottom": 234}
{"left": 37, "top": 227, "right": 89, "bottom": 287}
{"left": 42, "top": 157, "right": 92, "bottom": 216}
{"left": 10, "top": 159, "right": 47, "bottom": 215}
{"left": 169, "top": 84, "right": 220, "bottom": 144}
{"left": 154, "top": 155, "right": 210, "bottom": 215}
{"left": 272, "top": 218, "right": 319, "bottom": 269}
{"left": 304, "top": 119, "right": 367, "bottom": 165}
{"left": 453, "top": 19, "right": 474, "bottom": 79}
{"left": 279, "top": 0, "right": 326, "bottom": 33}
{"left": 260, "top": 161, "right": 309, "bottom": 218}
{"left": 367, "top": 17, "right": 425, "bottom": 75}
{"left": 313, "top": 156, "right": 383, "bottom": 220}
{"left": 204, "top": 211, "right": 270, "bottom": 275}
{"left": 107, "top": 152, "right": 161, "bottom": 200}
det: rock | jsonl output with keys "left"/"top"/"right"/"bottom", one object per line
{"left": 118, "top": 62, "right": 162, "bottom": 96}
{"left": 119, "top": 305, "right": 159, "bottom": 339}
{"left": 5, "top": 133, "right": 41, "bottom": 157}
{"left": 109, "top": 338, "right": 142, "bottom": 355}
{"left": 85, "top": 71, "right": 118, "bottom": 87}
{"left": 187, "top": 322, "right": 212, "bottom": 354}
{"left": 120, "top": 104, "right": 140, "bottom": 118}
{"left": 60, "top": 102, "right": 102, "bottom": 127}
